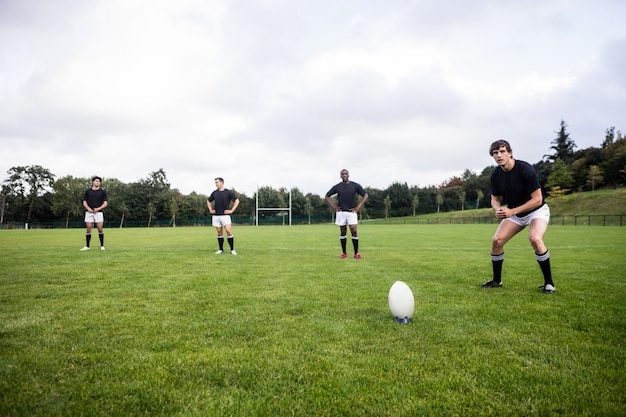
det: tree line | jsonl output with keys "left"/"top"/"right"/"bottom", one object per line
{"left": 1, "top": 121, "right": 624, "bottom": 226}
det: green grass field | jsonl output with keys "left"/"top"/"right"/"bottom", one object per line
{"left": 1, "top": 224, "right": 625, "bottom": 416}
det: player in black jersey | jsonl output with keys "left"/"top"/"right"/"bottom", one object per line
{"left": 481, "top": 140, "right": 556, "bottom": 293}
{"left": 80, "top": 176, "right": 108, "bottom": 251}
{"left": 207, "top": 177, "right": 240, "bottom": 255}
{"left": 325, "top": 169, "right": 369, "bottom": 259}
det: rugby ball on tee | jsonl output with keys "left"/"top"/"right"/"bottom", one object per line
{"left": 388, "top": 281, "right": 414, "bottom": 323}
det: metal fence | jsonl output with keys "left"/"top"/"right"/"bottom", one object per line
{"left": 2, "top": 214, "right": 624, "bottom": 229}
{"left": 364, "top": 215, "right": 625, "bottom": 226}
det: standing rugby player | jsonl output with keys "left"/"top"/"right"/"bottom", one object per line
{"left": 207, "top": 177, "right": 240, "bottom": 255}
{"left": 325, "top": 169, "right": 369, "bottom": 259}
{"left": 80, "top": 176, "right": 108, "bottom": 251}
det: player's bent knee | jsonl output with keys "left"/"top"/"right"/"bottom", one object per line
{"left": 492, "top": 235, "right": 505, "bottom": 247}
{"left": 528, "top": 235, "right": 544, "bottom": 246}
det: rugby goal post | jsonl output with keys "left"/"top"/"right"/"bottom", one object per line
{"left": 255, "top": 188, "right": 292, "bottom": 226}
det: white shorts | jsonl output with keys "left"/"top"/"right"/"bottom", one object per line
{"left": 505, "top": 204, "right": 550, "bottom": 227}
{"left": 212, "top": 215, "right": 232, "bottom": 227}
{"left": 335, "top": 211, "right": 358, "bottom": 226}
{"left": 84, "top": 212, "right": 104, "bottom": 223}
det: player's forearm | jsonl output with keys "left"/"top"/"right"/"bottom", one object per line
{"left": 356, "top": 194, "right": 369, "bottom": 210}
{"left": 490, "top": 196, "right": 501, "bottom": 210}
{"left": 509, "top": 196, "right": 542, "bottom": 216}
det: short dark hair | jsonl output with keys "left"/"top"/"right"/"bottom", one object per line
{"left": 489, "top": 140, "right": 512, "bottom": 156}
{"left": 214, "top": 177, "right": 224, "bottom": 183}
{"left": 92, "top": 176, "right": 102, "bottom": 182}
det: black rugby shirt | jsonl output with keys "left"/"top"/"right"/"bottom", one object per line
{"left": 208, "top": 189, "right": 238, "bottom": 215}
{"left": 325, "top": 181, "right": 367, "bottom": 211}
{"left": 490, "top": 160, "right": 543, "bottom": 217}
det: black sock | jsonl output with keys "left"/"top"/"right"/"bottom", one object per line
{"left": 86, "top": 233, "right": 92, "bottom": 247}
{"left": 491, "top": 253, "right": 504, "bottom": 283}
{"left": 227, "top": 236, "right": 234, "bottom": 250}
{"left": 536, "top": 250, "right": 553, "bottom": 286}
{"left": 99, "top": 232, "right": 104, "bottom": 246}
{"left": 217, "top": 236, "right": 224, "bottom": 250}
{"left": 352, "top": 237, "right": 359, "bottom": 254}
{"left": 340, "top": 236, "right": 347, "bottom": 253}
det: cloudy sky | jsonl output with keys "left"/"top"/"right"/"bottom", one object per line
{"left": 1, "top": 0, "right": 624, "bottom": 197}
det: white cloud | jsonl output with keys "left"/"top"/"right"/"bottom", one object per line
{"left": 1, "top": 0, "right": 625, "bottom": 198}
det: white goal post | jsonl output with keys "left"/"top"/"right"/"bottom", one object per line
{"left": 255, "top": 188, "right": 292, "bottom": 226}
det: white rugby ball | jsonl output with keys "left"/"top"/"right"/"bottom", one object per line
{"left": 388, "top": 281, "right": 414, "bottom": 323}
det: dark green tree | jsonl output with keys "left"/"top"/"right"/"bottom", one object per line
{"left": 476, "top": 166, "right": 494, "bottom": 208}
{"left": 570, "top": 146, "right": 604, "bottom": 190}
{"left": 545, "top": 120, "right": 576, "bottom": 163}
{"left": 51, "top": 175, "right": 85, "bottom": 228}
{"left": 412, "top": 186, "right": 437, "bottom": 214}
{"left": 460, "top": 169, "right": 477, "bottom": 202}
{"left": 98, "top": 178, "right": 127, "bottom": 225}
{"left": 362, "top": 187, "right": 384, "bottom": 219}
{"left": 128, "top": 169, "right": 172, "bottom": 224}
{"left": 254, "top": 186, "right": 285, "bottom": 223}
{"left": 384, "top": 182, "right": 412, "bottom": 217}
{"left": 2, "top": 165, "right": 56, "bottom": 222}
{"left": 533, "top": 160, "right": 552, "bottom": 192}
{"left": 601, "top": 126, "right": 616, "bottom": 149}
{"left": 256, "top": 186, "right": 283, "bottom": 209}
{"left": 441, "top": 186, "right": 463, "bottom": 211}
{"left": 233, "top": 191, "right": 252, "bottom": 219}
{"left": 546, "top": 158, "right": 574, "bottom": 194}
{"left": 600, "top": 133, "right": 626, "bottom": 186}
{"left": 178, "top": 192, "right": 209, "bottom": 223}
{"left": 289, "top": 187, "right": 308, "bottom": 217}
{"left": 305, "top": 192, "right": 327, "bottom": 221}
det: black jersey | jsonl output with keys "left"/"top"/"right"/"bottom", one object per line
{"left": 326, "top": 181, "right": 367, "bottom": 211}
{"left": 490, "top": 159, "right": 543, "bottom": 217}
{"left": 83, "top": 188, "right": 108, "bottom": 210}
{"left": 208, "top": 189, "right": 238, "bottom": 215}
